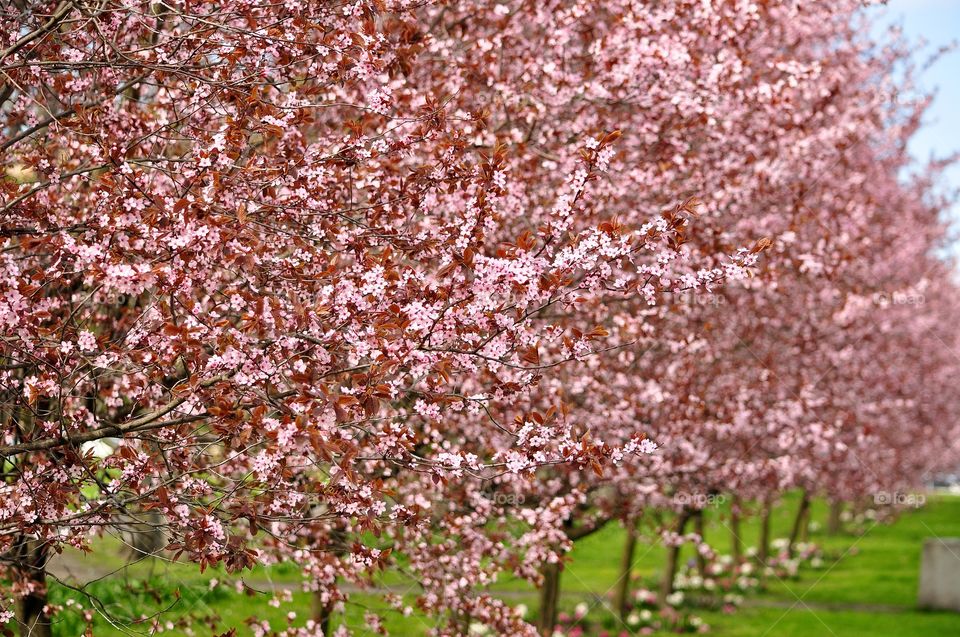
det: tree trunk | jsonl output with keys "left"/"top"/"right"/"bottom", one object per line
{"left": 534, "top": 514, "right": 606, "bottom": 635}
{"left": 16, "top": 539, "right": 51, "bottom": 637}
{"left": 827, "top": 500, "right": 843, "bottom": 535}
{"left": 312, "top": 591, "right": 334, "bottom": 636}
{"left": 313, "top": 527, "right": 346, "bottom": 635}
{"left": 693, "top": 509, "right": 707, "bottom": 576}
{"left": 758, "top": 500, "right": 772, "bottom": 565}
{"left": 125, "top": 510, "right": 167, "bottom": 559}
{"left": 659, "top": 509, "right": 691, "bottom": 605}
{"left": 730, "top": 495, "right": 743, "bottom": 564}
{"left": 787, "top": 491, "right": 811, "bottom": 558}
{"left": 615, "top": 519, "right": 639, "bottom": 620}
{"left": 538, "top": 561, "right": 562, "bottom": 637}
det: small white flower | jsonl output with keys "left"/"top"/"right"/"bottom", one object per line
{"left": 666, "top": 591, "right": 684, "bottom": 606}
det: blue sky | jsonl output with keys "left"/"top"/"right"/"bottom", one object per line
{"left": 874, "top": 0, "right": 960, "bottom": 214}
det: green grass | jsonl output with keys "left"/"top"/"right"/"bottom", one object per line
{"left": 559, "top": 494, "right": 960, "bottom": 636}
{"left": 702, "top": 607, "right": 960, "bottom": 637}
{"left": 32, "top": 493, "right": 960, "bottom": 635}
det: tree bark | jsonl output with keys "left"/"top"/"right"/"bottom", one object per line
{"left": 758, "top": 500, "right": 772, "bottom": 565}
{"left": 538, "top": 561, "right": 562, "bottom": 637}
{"left": 615, "top": 518, "right": 639, "bottom": 620}
{"left": 659, "top": 509, "right": 691, "bottom": 605}
{"left": 827, "top": 500, "right": 843, "bottom": 535}
{"left": 693, "top": 509, "right": 707, "bottom": 576}
{"left": 787, "top": 490, "right": 811, "bottom": 558}
{"left": 535, "top": 515, "right": 607, "bottom": 635}
{"left": 730, "top": 495, "right": 743, "bottom": 564}
{"left": 125, "top": 510, "right": 167, "bottom": 559}
{"left": 312, "top": 589, "right": 335, "bottom": 636}
{"left": 313, "top": 527, "right": 346, "bottom": 635}
{"left": 15, "top": 539, "right": 51, "bottom": 637}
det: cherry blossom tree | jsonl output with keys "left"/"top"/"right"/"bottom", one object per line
{"left": 1, "top": 1, "right": 958, "bottom": 636}
{"left": 0, "top": 1, "right": 763, "bottom": 634}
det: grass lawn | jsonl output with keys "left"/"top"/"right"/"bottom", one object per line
{"left": 37, "top": 493, "right": 960, "bottom": 636}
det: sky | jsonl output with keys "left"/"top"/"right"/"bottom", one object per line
{"left": 873, "top": 0, "right": 960, "bottom": 216}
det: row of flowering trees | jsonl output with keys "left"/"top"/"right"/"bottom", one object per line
{"left": 1, "top": 0, "right": 958, "bottom": 635}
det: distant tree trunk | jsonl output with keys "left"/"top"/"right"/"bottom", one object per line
{"left": 853, "top": 496, "right": 868, "bottom": 519}
{"left": 730, "top": 495, "right": 743, "bottom": 564}
{"left": 693, "top": 509, "right": 707, "bottom": 576}
{"left": 615, "top": 518, "right": 639, "bottom": 620}
{"left": 312, "top": 592, "right": 334, "bottom": 636}
{"left": 758, "top": 500, "right": 772, "bottom": 565}
{"left": 827, "top": 500, "right": 843, "bottom": 535}
{"left": 659, "top": 509, "right": 691, "bottom": 605}
{"left": 538, "top": 561, "right": 561, "bottom": 637}
{"left": 787, "top": 491, "right": 811, "bottom": 558}
{"left": 125, "top": 510, "right": 167, "bottom": 559}
{"left": 535, "top": 516, "right": 607, "bottom": 635}
{"left": 15, "top": 539, "right": 51, "bottom": 637}
{"left": 313, "top": 526, "right": 347, "bottom": 635}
